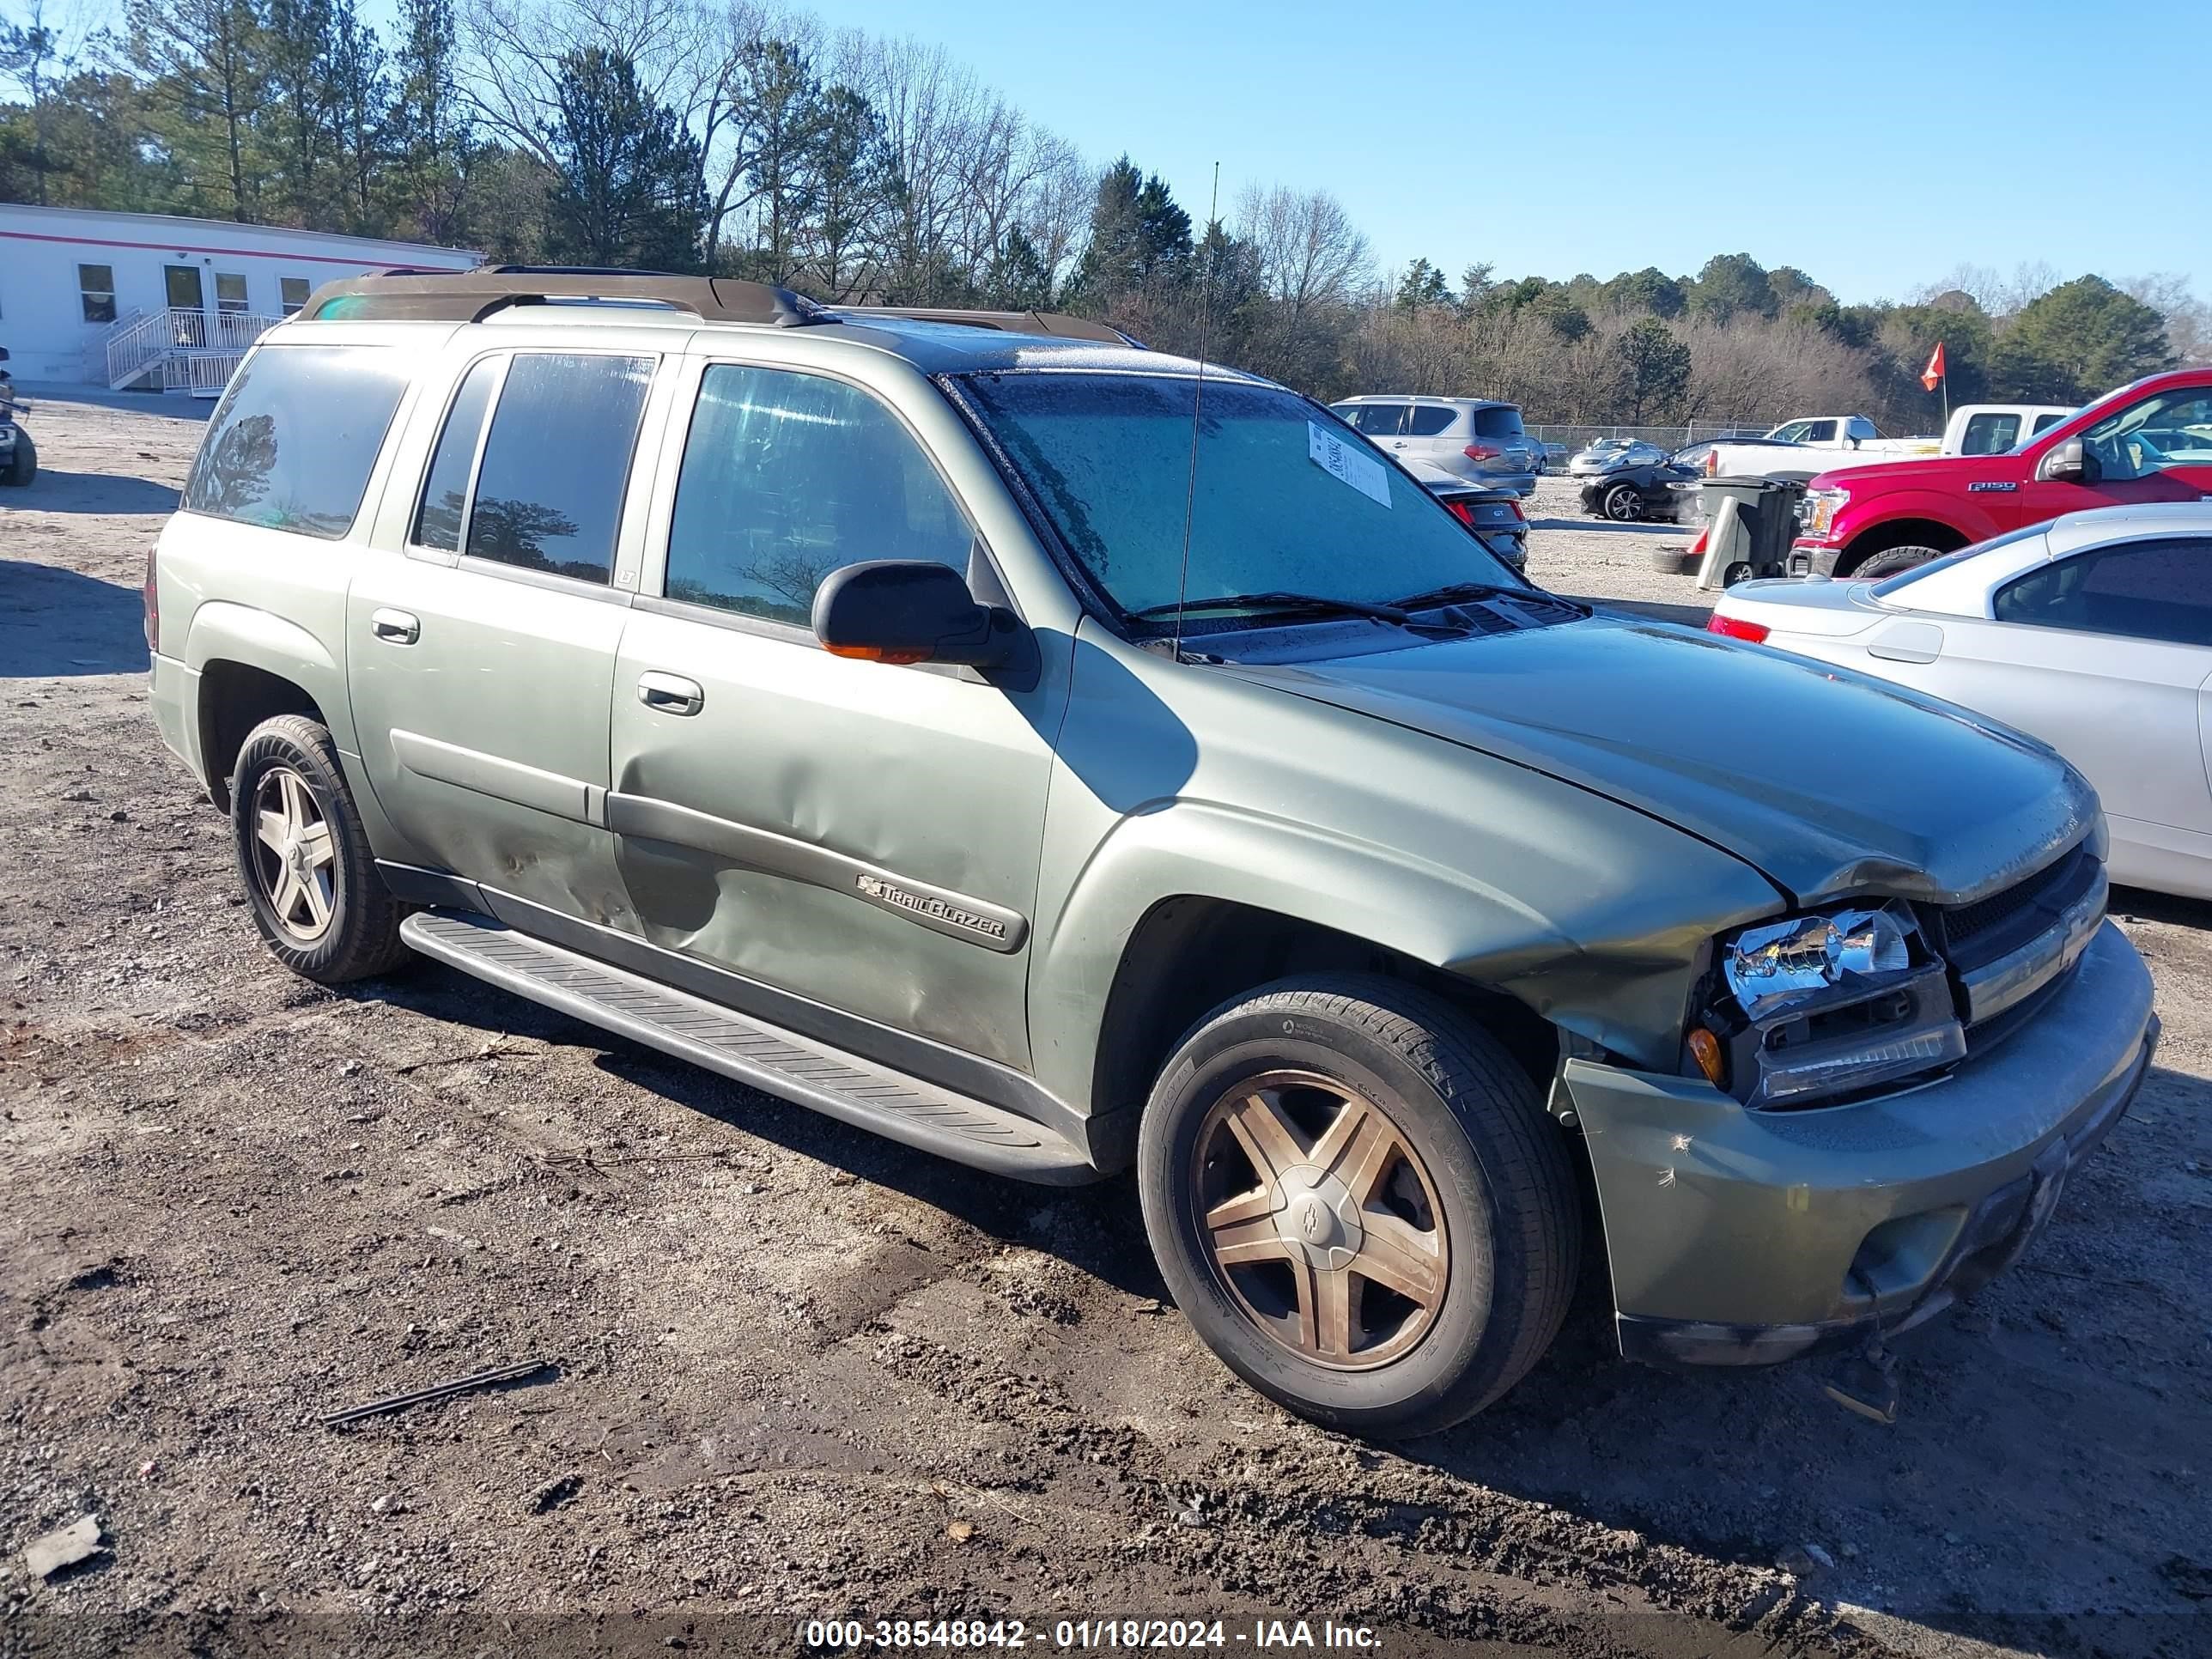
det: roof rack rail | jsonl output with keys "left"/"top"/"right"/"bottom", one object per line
{"left": 301, "top": 267, "right": 823, "bottom": 327}
{"left": 842, "top": 307, "right": 1141, "bottom": 347}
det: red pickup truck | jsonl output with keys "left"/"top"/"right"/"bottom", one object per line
{"left": 1792, "top": 368, "right": 2212, "bottom": 579}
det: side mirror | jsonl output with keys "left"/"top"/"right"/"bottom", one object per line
{"left": 0, "top": 347, "right": 10, "bottom": 362}
{"left": 812, "top": 560, "right": 1016, "bottom": 669}
{"left": 2037, "top": 438, "right": 2092, "bottom": 483}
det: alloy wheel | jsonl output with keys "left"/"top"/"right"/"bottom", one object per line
{"left": 1192, "top": 1070, "right": 1449, "bottom": 1370}
{"left": 1605, "top": 485, "right": 1642, "bottom": 521}
{"left": 250, "top": 765, "right": 337, "bottom": 942}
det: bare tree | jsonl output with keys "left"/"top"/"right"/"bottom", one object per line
{"left": 1235, "top": 184, "right": 1370, "bottom": 319}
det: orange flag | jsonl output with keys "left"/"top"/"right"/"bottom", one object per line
{"left": 1921, "top": 341, "right": 1946, "bottom": 392}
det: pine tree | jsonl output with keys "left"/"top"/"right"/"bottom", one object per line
{"left": 543, "top": 46, "right": 705, "bottom": 271}
{"left": 1070, "top": 156, "right": 1189, "bottom": 301}
{"left": 389, "top": 0, "right": 466, "bottom": 244}
{"left": 131, "top": 0, "right": 269, "bottom": 222}
{"left": 325, "top": 0, "right": 387, "bottom": 234}
{"left": 263, "top": 0, "right": 333, "bottom": 225}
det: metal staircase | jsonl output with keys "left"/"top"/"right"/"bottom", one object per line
{"left": 100, "top": 307, "right": 279, "bottom": 397}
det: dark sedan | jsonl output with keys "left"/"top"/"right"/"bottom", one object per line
{"left": 1579, "top": 455, "right": 1700, "bottom": 522}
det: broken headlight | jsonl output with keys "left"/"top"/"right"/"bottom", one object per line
{"left": 1702, "top": 902, "right": 1966, "bottom": 1109}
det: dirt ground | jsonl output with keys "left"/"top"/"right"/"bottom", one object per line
{"left": 3, "top": 390, "right": 2209, "bottom": 1659}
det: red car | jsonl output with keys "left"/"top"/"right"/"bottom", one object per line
{"left": 1792, "top": 368, "right": 2212, "bottom": 580}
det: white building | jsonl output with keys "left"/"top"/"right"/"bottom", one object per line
{"left": 0, "top": 204, "right": 480, "bottom": 393}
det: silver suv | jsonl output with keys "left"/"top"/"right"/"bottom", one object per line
{"left": 147, "top": 270, "right": 2154, "bottom": 1438}
{"left": 1330, "top": 395, "right": 1540, "bottom": 495}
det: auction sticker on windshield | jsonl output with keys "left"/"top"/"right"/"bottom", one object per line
{"left": 1308, "top": 422, "right": 1391, "bottom": 507}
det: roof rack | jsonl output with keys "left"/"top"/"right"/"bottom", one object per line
{"left": 301, "top": 267, "right": 822, "bottom": 327}
{"left": 296, "top": 270, "right": 1143, "bottom": 347}
{"left": 842, "top": 307, "right": 1139, "bottom": 346}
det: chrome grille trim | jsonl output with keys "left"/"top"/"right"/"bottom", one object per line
{"left": 1955, "top": 864, "right": 2108, "bottom": 1027}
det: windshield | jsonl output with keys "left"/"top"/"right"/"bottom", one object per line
{"left": 960, "top": 372, "right": 1522, "bottom": 625}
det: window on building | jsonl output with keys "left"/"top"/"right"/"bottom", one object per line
{"left": 462, "top": 353, "right": 653, "bottom": 585}
{"left": 216, "top": 273, "right": 250, "bottom": 314}
{"left": 665, "top": 365, "right": 974, "bottom": 626}
{"left": 280, "top": 277, "right": 312, "bottom": 317}
{"left": 182, "top": 345, "right": 409, "bottom": 538}
{"left": 77, "top": 264, "right": 118, "bottom": 325}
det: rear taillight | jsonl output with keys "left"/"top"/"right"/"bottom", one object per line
{"left": 1507, "top": 499, "right": 1527, "bottom": 522}
{"left": 1445, "top": 500, "right": 1477, "bottom": 528}
{"left": 143, "top": 544, "right": 159, "bottom": 653}
{"left": 1707, "top": 613, "right": 1769, "bottom": 643}
{"left": 1463, "top": 443, "right": 1501, "bottom": 461}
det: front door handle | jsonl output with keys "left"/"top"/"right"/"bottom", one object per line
{"left": 370, "top": 608, "right": 420, "bottom": 645}
{"left": 637, "top": 672, "right": 705, "bottom": 716}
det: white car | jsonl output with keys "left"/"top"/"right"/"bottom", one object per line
{"left": 1708, "top": 501, "right": 2212, "bottom": 899}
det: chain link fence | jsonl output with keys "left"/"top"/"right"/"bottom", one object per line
{"left": 1528, "top": 420, "right": 1768, "bottom": 453}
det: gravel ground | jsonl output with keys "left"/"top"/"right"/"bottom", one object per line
{"left": 3, "top": 392, "right": 2209, "bottom": 1658}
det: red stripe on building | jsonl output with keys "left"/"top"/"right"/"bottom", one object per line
{"left": 0, "top": 228, "right": 463, "bottom": 268}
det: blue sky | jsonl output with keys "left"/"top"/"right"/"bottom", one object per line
{"left": 798, "top": 0, "right": 2209, "bottom": 305}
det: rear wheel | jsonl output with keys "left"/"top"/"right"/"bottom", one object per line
{"left": 230, "top": 714, "right": 411, "bottom": 983}
{"left": 1852, "top": 545, "right": 1942, "bottom": 580}
{"left": 1601, "top": 482, "right": 1643, "bottom": 522}
{"left": 1, "top": 433, "right": 33, "bottom": 487}
{"left": 1137, "top": 975, "right": 1581, "bottom": 1438}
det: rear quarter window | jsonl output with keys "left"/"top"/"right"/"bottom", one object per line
{"left": 1470, "top": 406, "right": 1523, "bottom": 440}
{"left": 182, "top": 345, "right": 408, "bottom": 538}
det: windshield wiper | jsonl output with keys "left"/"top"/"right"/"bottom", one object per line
{"left": 1127, "top": 590, "right": 1413, "bottom": 625}
{"left": 1385, "top": 580, "right": 1528, "bottom": 609}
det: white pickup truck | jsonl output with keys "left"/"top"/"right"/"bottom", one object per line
{"left": 1700, "top": 406, "right": 2074, "bottom": 481}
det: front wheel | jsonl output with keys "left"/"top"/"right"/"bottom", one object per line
{"left": 1601, "top": 482, "right": 1643, "bottom": 522}
{"left": 1136, "top": 975, "right": 1581, "bottom": 1438}
{"left": 1852, "top": 545, "right": 1942, "bottom": 580}
{"left": 229, "top": 714, "right": 411, "bottom": 983}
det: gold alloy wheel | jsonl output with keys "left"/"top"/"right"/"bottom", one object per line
{"left": 251, "top": 765, "right": 337, "bottom": 943}
{"left": 1193, "top": 1070, "right": 1448, "bottom": 1370}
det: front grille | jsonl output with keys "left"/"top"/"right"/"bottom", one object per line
{"left": 1924, "top": 842, "right": 2105, "bottom": 1054}
{"left": 1938, "top": 842, "right": 2092, "bottom": 962}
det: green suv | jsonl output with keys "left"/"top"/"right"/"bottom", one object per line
{"left": 148, "top": 270, "right": 2157, "bottom": 1437}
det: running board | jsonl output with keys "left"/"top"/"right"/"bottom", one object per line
{"left": 398, "top": 911, "right": 1101, "bottom": 1185}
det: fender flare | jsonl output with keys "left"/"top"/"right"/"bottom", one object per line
{"left": 184, "top": 600, "right": 356, "bottom": 762}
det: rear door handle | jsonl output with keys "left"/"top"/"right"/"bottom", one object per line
{"left": 370, "top": 608, "right": 420, "bottom": 645}
{"left": 637, "top": 672, "right": 704, "bottom": 716}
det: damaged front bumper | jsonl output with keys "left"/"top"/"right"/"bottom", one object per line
{"left": 1563, "top": 920, "right": 2156, "bottom": 1370}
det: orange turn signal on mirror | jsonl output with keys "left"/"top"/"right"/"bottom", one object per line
{"left": 823, "top": 643, "right": 932, "bottom": 665}
{"left": 1687, "top": 1028, "right": 1727, "bottom": 1087}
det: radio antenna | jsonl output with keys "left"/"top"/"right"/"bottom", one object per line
{"left": 1170, "top": 161, "right": 1220, "bottom": 661}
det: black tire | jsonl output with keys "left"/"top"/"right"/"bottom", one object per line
{"left": 1722, "top": 560, "right": 1754, "bottom": 587}
{"left": 1136, "top": 974, "right": 1581, "bottom": 1439}
{"left": 1601, "top": 482, "right": 1643, "bottom": 522}
{"left": 2, "top": 432, "right": 33, "bottom": 487}
{"left": 229, "top": 714, "right": 411, "bottom": 983}
{"left": 1851, "top": 545, "right": 1942, "bottom": 580}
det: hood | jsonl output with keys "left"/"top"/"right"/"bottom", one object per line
{"left": 1227, "top": 615, "right": 2095, "bottom": 906}
{"left": 1811, "top": 453, "right": 2014, "bottom": 492}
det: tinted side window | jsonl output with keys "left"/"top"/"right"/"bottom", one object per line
{"left": 1406, "top": 405, "right": 1455, "bottom": 437}
{"left": 412, "top": 356, "right": 500, "bottom": 551}
{"left": 1960, "top": 413, "right": 2020, "bottom": 456}
{"left": 1995, "top": 538, "right": 2212, "bottom": 647}
{"left": 183, "top": 345, "right": 408, "bottom": 538}
{"left": 1471, "top": 406, "right": 1522, "bottom": 440}
{"left": 2031, "top": 412, "right": 2067, "bottom": 436}
{"left": 465, "top": 353, "right": 653, "bottom": 585}
{"left": 1346, "top": 403, "right": 1408, "bottom": 436}
{"left": 665, "top": 365, "right": 973, "bottom": 627}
